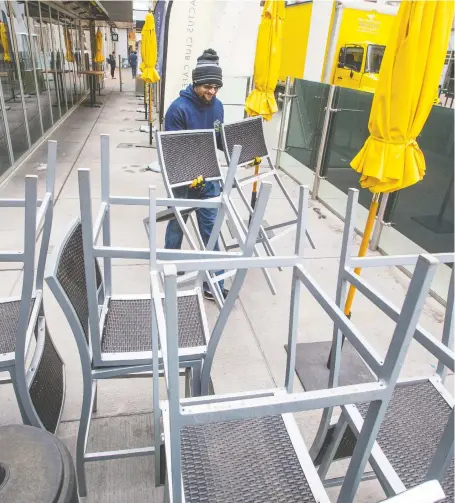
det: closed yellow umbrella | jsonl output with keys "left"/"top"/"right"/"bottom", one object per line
{"left": 140, "top": 11, "right": 160, "bottom": 83}
{"left": 140, "top": 11, "right": 160, "bottom": 145}
{"left": 93, "top": 28, "right": 104, "bottom": 64}
{"left": 245, "top": 0, "right": 285, "bottom": 121}
{"left": 64, "top": 28, "right": 74, "bottom": 63}
{"left": 344, "top": 0, "right": 454, "bottom": 317}
{"left": 0, "top": 21, "right": 11, "bottom": 63}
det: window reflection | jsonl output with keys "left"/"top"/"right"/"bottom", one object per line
{"left": 9, "top": 0, "right": 43, "bottom": 145}
{"left": 29, "top": 1, "right": 54, "bottom": 132}
{"left": 0, "top": 0, "right": 29, "bottom": 160}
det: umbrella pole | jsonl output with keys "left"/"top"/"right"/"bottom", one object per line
{"left": 149, "top": 83, "right": 153, "bottom": 145}
{"left": 248, "top": 157, "right": 262, "bottom": 224}
{"left": 326, "top": 192, "right": 380, "bottom": 369}
{"left": 144, "top": 82, "right": 147, "bottom": 120}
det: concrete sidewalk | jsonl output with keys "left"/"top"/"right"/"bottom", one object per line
{"left": 0, "top": 77, "right": 451, "bottom": 502}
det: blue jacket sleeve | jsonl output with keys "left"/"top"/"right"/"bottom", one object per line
{"left": 164, "top": 105, "right": 186, "bottom": 131}
{"left": 216, "top": 103, "right": 224, "bottom": 150}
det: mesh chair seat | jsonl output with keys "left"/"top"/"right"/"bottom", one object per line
{"left": 101, "top": 295, "right": 206, "bottom": 353}
{"left": 223, "top": 117, "right": 269, "bottom": 166}
{"left": 357, "top": 381, "right": 454, "bottom": 502}
{"left": 179, "top": 415, "right": 317, "bottom": 503}
{"left": 0, "top": 297, "right": 36, "bottom": 355}
{"left": 159, "top": 131, "right": 221, "bottom": 185}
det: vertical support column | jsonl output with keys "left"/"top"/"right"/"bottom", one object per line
{"left": 57, "top": 12, "right": 70, "bottom": 112}
{"left": 119, "top": 54, "right": 123, "bottom": 91}
{"left": 38, "top": 1, "right": 54, "bottom": 127}
{"left": 312, "top": 85, "right": 335, "bottom": 200}
{"left": 304, "top": 0, "right": 336, "bottom": 82}
{"left": 6, "top": 1, "right": 31, "bottom": 149}
{"left": 48, "top": 5, "right": 62, "bottom": 120}
{"left": 276, "top": 76, "right": 292, "bottom": 170}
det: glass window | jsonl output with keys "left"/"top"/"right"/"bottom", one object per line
{"left": 8, "top": 0, "right": 43, "bottom": 146}
{"left": 340, "top": 46, "right": 364, "bottom": 73}
{"left": 0, "top": 97, "right": 12, "bottom": 177}
{"left": 366, "top": 45, "right": 385, "bottom": 74}
{"left": 0, "top": 0, "right": 29, "bottom": 160}
{"left": 26, "top": 2, "right": 53, "bottom": 133}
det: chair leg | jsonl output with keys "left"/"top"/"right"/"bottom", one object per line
{"left": 164, "top": 474, "right": 170, "bottom": 503}
{"left": 184, "top": 367, "right": 191, "bottom": 398}
{"left": 191, "top": 362, "right": 202, "bottom": 397}
{"left": 76, "top": 380, "right": 94, "bottom": 498}
{"left": 93, "top": 380, "right": 98, "bottom": 413}
{"left": 9, "top": 366, "right": 30, "bottom": 425}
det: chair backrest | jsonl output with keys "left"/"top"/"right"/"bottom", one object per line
{"left": 221, "top": 116, "right": 269, "bottom": 166}
{"left": 339, "top": 188, "right": 455, "bottom": 380}
{"left": 156, "top": 130, "right": 222, "bottom": 187}
{"left": 46, "top": 219, "right": 103, "bottom": 348}
{"left": 154, "top": 249, "right": 438, "bottom": 501}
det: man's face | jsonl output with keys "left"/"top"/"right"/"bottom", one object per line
{"left": 194, "top": 84, "right": 220, "bottom": 102}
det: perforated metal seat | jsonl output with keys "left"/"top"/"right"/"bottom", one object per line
{"left": 101, "top": 296, "right": 206, "bottom": 353}
{"left": 180, "top": 415, "right": 316, "bottom": 503}
{"left": 159, "top": 131, "right": 221, "bottom": 185}
{"left": 357, "top": 382, "right": 454, "bottom": 502}
{"left": 0, "top": 299, "right": 33, "bottom": 354}
{"left": 223, "top": 116, "right": 269, "bottom": 166}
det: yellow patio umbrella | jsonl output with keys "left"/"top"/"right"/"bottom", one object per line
{"left": 93, "top": 28, "right": 104, "bottom": 64}
{"left": 244, "top": 0, "right": 285, "bottom": 121}
{"left": 140, "top": 11, "right": 160, "bottom": 84}
{"left": 344, "top": 0, "right": 454, "bottom": 316}
{"left": 0, "top": 21, "right": 11, "bottom": 63}
{"left": 64, "top": 28, "right": 74, "bottom": 63}
{"left": 140, "top": 11, "right": 160, "bottom": 145}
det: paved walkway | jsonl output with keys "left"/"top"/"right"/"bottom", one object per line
{"left": 0, "top": 78, "right": 450, "bottom": 502}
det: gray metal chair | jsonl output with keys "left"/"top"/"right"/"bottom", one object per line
{"left": 45, "top": 152, "right": 272, "bottom": 496}
{"left": 221, "top": 115, "right": 315, "bottom": 254}
{"left": 381, "top": 481, "right": 445, "bottom": 503}
{"left": 156, "top": 128, "right": 277, "bottom": 304}
{"left": 305, "top": 189, "right": 454, "bottom": 501}
{"left": 152, "top": 244, "right": 438, "bottom": 502}
{"left": 0, "top": 141, "right": 64, "bottom": 434}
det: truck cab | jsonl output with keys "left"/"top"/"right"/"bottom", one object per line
{"left": 334, "top": 43, "right": 385, "bottom": 93}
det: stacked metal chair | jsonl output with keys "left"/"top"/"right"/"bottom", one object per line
{"left": 151, "top": 214, "right": 440, "bottom": 502}
{"left": 155, "top": 128, "right": 277, "bottom": 305}
{"left": 0, "top": 141, "right": 64, "bottom": 433}
{"left": 221, "top": 115, "right": 315, "bottom": 256}
{"left": 45, "top": 135, "right": 273, "bottom": 497}
{"left": 302, "top": 189, "right": 454, "bottom": 500}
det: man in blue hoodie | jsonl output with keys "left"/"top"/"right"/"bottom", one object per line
{"left": 164, "top": 48, "right": 227, "bottom": 301}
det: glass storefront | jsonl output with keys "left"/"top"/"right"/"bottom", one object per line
{"left": 0, "top": 1, "right": 91, "bottom": 180}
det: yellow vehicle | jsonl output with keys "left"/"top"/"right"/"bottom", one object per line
{"left": 334, "top": 43, "right": 385, "bottom": 93}
{"left": 329, "top": 8, "right": 395, "bottom": 93}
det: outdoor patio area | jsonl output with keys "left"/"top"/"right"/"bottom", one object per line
{"left": 0, "top": 77, "right": 452, "bottom": 502}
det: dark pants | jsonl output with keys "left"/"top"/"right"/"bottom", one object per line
{"left": 110, "top": 65, "right": 115, "bottom": 78}
{"left": 131, "top": 65, "right": 137, "bottom": 78}
{"left": 164, "top": 181, "right": 224, "bottom": 290}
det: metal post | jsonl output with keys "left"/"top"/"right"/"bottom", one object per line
{"left": 118, "top": 54, "right": 123, "bottom": 91}
{"left": 370, "top": 193, "right": 389, "bottom": 251}
{"left": 38, "top": 1, "right": 54, "bottom": 127}
{"left": 276, "top": 76, "right": 292, "bottom": 170}
{"left": 48, "top": 6, "right": 62, "bottom": 119}
{"left": 312, "top": 85, "right": 335, "bottom": 200}
{"left": 56, "top": 12, "right": 70, "bottom": 112}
